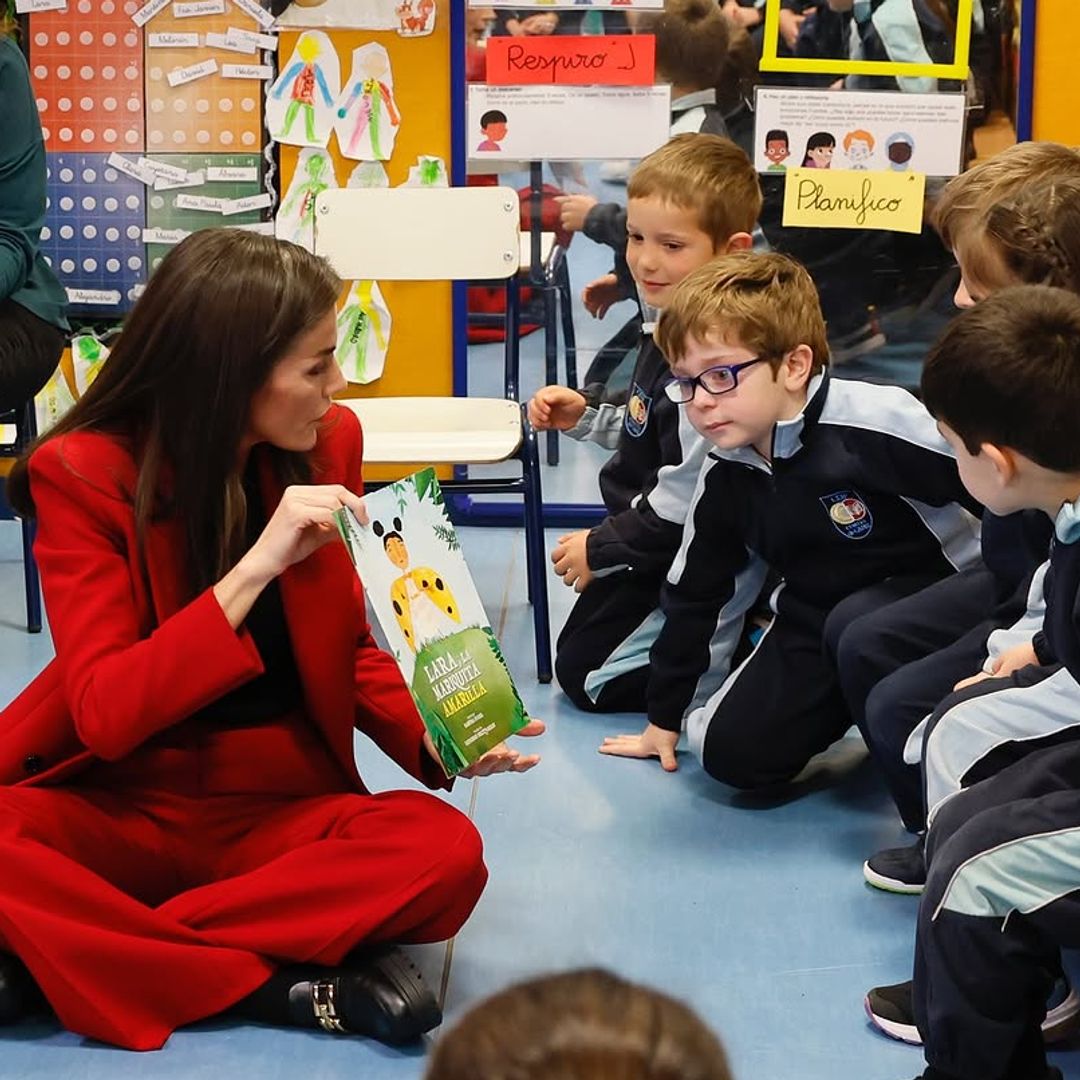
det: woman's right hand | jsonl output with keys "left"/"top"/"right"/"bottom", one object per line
{"left": 214, "top": 485, "right": 366, "bottom": 629}
{"left": 246, "top": 484, "right": 367, "bottom": 580}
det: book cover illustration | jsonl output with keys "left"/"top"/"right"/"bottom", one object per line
{"left": 336, "top": 468, "right": 528, "bottom": 776}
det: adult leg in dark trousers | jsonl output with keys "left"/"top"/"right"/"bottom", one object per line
{"left": 825, "top": 567, "right": 1004, "bottom": 830}
{"left": 695, "top": 577, "right": 945, "bottom": 788}
{"left": 0, "top": 299, "right": 65, "bottom": 413}
{"left": 555, "top": 569, "right": 663, "bottom": 714}
{"left": 913, "top": 740, "right": 1080, "bottom": 1080}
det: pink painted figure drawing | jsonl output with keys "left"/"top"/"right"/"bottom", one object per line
{"left": 335, "top": 44, "right": 401, "bottom": 161}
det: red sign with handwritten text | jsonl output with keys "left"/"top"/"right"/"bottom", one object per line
{"left": 486, "top": 34, "right": 655, "bottom": 87}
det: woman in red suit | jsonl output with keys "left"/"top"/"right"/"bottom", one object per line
{"left": 0, "top": 229, "right": 542, "bottom": 1051}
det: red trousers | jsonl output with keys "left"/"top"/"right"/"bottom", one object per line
{"left": 0, "top": 722, "right": 487, "bottom": 1051}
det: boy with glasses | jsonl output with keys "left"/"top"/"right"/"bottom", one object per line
{"left": 527, "top": 135, "right": 761, "bottom": 715}
{"left": 601, "top": 252, "right": 981, "bottom": 782}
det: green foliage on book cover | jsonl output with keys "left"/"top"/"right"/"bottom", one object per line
{"left": 411, "top": 626, "right": 529, "bottom": 777}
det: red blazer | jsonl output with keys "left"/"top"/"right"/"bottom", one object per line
{"left": 0, "top": 405, "right": 447, "bottom": 792}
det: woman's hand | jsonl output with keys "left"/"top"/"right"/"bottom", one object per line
{"left": 424, "top": 719, "right": 546, "bottom": 778}
{"left": 245, "top": 484, "right": 366, "bottom": 581}
{"left": 214, "top": 485, "right": 366, "bottom": 629}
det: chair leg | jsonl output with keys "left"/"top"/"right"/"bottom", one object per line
{"left": 520, "top": 410, "right": 552, "bottom": 683}
{"left": 543, "top": 286, "right": 560, "bottom": 467}
{"left": 557, "top": 257, "right": 578, "bottom": 390}
{"left": 21, "top": 516, "right": 41, "bottom": 634}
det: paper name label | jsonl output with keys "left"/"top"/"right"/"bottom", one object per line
{"left": 138, "top": 157, "right": 190, "bottom": 183}
{"left": 143, "top": 227, "right": 192, "bottom": 245}
{"left": 226, "top": 27, "right": 278, "bottom": 51}
{"left": 148, "top": 32, "right": 200, "bottom": 47}
{"left": 205, "top": 31, "right": 257, "bottom": 53}
{"left": 782, "top": 168, "right": 926, "bottom": 234}
{"left": 174, "top": 193, "right": 229, "bottom": 213}
{"left": 231, "top": 0, "right": 275, "bottom": 28}
{"left": 107, "top": 152, "right": 156, "bottom": 185}
{"left": 233, "top": 221, "right": 276, "bottom": 235}
{"left": 66, "top": 288, "right": 121, "bottom": 305}
{"left": 221, "top": 63, "right": 273, "bottom": 80}
{"left": 173, "top": 0, "right": 226, "bottom": 15}
{"left": 206, "top": 165, "right": 258, "bottom": 181}
{"left": 131, "top": 0, "right": 169, "bottom": 23}
{"left": 155, "top": 169, "right": 206, "bottom": 190}
{"left": 486, "top": 34, "right": 654, "bottom": 86}
{"left": 222, "top": 192, "right": 272, "bottom": 215}
{"left": 167, "top": 58, "right": 218, "bottom": 86}
{"left": 15, "top": 0, "right": 67, "bottom": 13}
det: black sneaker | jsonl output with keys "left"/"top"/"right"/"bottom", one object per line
{"left": 867, "top": 976, "right": 1080, "bottom": 1046}
{"left": 864, "top": 837, "right": 926, "bottom": 895}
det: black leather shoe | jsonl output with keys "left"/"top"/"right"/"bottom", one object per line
{"left": 238, "top": 946, "right": 441, "bottom": 1044}
{"left": 0, "top": 953, "right": 46, "bottom": 1025}
{"left": 317, "top": 945, "right": 442, "bottom": 1044}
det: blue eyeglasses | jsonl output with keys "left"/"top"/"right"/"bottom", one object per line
{"left": 663, "top": 357, "right": 767, "bottom": 404}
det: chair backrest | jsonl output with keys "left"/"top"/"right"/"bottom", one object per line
{"left": 313, "top": 186, "right": 521, "bottom": 282}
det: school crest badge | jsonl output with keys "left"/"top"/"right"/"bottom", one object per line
{"left": 624, "top": 383, "right": 652, "bottom": 438}
{"left": 820, "top": 490, "right": 873, "bottom": 539}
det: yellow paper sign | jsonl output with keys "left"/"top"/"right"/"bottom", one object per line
{"left": 760, "top": 0, "right": 973, "bottom": 80}
{"left": 782, "top": 168, "right": 926, "bottom": 234}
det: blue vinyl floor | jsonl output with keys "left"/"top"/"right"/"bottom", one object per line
{"left": 3, "top": 171, "right": 1079, "bottom": 1078}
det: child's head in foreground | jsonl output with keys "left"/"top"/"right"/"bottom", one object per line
{"left": 933, "top": 141, "right": 1080, "bottom": 305}
{"left": 921, "top": 284, "right": 1080, "bottom": 517}
{"left": 655, "top": 251, "right": 828, "bottom": 459}
{"left": 423, "top": 968, "right": 733, "bottom": 1080}
{"left": 626, "top": 133, "right": 762, "bottom": 310}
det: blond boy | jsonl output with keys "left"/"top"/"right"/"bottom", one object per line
{"left": 527, "top": 135, "right": 761, "bottom": 714}
{"left": 600, "top": 253, "right": 981, "bottom": 782}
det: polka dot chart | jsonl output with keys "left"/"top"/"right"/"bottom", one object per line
{"left": 144, "top": 10, "right": 265, "bottom": 153}
{"left": 30, "top": 3, "right": 144, "bottom": 153}
{"left": 42, "top": 154, "right": 147, "bottom": 314}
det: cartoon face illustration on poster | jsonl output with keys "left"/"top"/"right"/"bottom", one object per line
{"left": 476, "top": 109, "right": 508, "bottom": 153}
{"left": 267, "top": 31, "right": 340, "bottom": 149}
{"left": 763, "top": 128, "right": 790, "bottom": 172}
{"left": 886, "top": 132, "right": 915, "bottom": 171}
{"left": 843, "top": 129, "right": 875, "bottom": 170}
{"left": 802, "top": 131, "right": 835, "bottom": 169}
{"left": 333, "top": 43, "right": 402, "bottom": 162}
{"left": 276, "top": 146, "right": 338, "bottom": 253}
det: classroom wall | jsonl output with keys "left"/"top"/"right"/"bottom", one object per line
{"left": 1031, "top": 0, "right": 1080, "bottom": 143}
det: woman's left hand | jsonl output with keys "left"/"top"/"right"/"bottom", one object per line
{"left": 424, "top": 719, "right": 545, "bottom": 779}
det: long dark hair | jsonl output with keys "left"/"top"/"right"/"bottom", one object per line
{"left": 802, "top": 131, "right": 835, "bottom": 167}
{"left": 9, "top": 229, "right": 342, "bottom": 598}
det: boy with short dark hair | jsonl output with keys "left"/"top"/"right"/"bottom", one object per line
{"left": 865, "top": 285, "right": 1080, "bottom": 1080}
{"left": 527, "top": 135, "right": 761, "bottom": 713}
{"left": 600, "top": 252, "right": 981, "bottom": 783}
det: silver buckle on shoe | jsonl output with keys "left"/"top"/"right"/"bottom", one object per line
{"left": 311, "top": 979, "right": 347, "bottom": 1034}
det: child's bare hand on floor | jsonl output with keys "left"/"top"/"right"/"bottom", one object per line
{"left": 599, "top": 724, "right": 679, "bottom": 771}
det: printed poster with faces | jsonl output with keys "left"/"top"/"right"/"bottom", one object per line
{"left": 336, "top": 469, "right": 529, "bottom": 777}
{"left": 753, "top": 88, "right": 967, "bottom": 177}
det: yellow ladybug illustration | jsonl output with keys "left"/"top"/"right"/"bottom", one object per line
{"left": 375, "top": 517, "right": 461, "bottom": 651}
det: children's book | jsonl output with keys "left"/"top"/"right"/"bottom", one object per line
{"left": 336, "top": 468, "right": 529, "bottom": 776}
